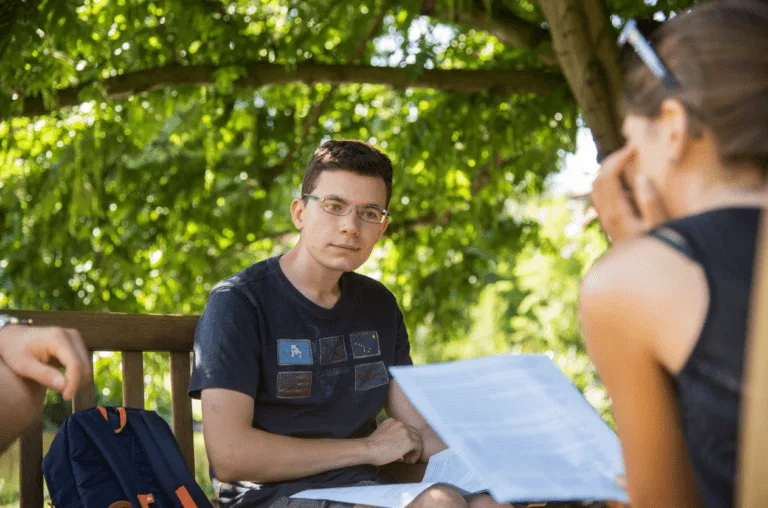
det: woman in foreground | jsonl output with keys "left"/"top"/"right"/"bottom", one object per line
{"left": 580, "top": 2, "right": 768, "bottom": 508}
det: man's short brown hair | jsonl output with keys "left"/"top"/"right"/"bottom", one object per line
{"left": 301, "top": 140, "right": 393, "bottom": 206}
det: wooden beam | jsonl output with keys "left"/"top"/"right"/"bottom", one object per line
{"left": 2, "top": 310, "right": 198, "bottom": 351}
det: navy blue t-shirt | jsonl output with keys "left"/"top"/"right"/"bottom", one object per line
{"left": 188, "top": 256, "right": 413, "bottom": 507}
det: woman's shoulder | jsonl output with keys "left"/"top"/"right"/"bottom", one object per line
{"left": 580, "top": 235, "right": 709, "bottom": 367}
{"left": 582, "top": 234, "right": 703, "bottom": 300}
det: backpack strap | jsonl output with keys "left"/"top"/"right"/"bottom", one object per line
{"left": 97, "top": 405, "right": 128, "bottom": 434}
{"left": 77, "top": 408, "right": 151, "bottom": 508}
{"left": 129, "top": 409, "right": 213, "bottom": 508}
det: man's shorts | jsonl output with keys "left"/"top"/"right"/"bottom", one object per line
{"left": 266, "top": 481, "right": 380, "bottom": 508}
{"left": 267, "top": 498, "right": 353, "bottom": 508}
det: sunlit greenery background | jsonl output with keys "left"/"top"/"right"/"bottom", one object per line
{"left": 0, "top": 0, "right": 703, "bottom": 504}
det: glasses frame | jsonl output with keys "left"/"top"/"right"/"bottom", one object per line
{"left": 303, "top": 194, "right": 389, "bottom": 224}
{"left": 618, "top": 18, "right": 679, "bottom": 89}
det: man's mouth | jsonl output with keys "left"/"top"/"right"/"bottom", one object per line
{"left": 331, "top": 244, "right": 360, "bottom": 251}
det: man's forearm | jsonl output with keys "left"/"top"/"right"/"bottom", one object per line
{"left": 210, "top": 426, "right": 373, "bottom": 484}
{"left": 0, "top": 359, "right": 46, "bottom": 454}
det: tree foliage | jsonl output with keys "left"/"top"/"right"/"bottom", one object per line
{"left": 0, "top": 0, "right": 699, "bottom": 422}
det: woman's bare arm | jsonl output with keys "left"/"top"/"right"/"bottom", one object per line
{"left": 580, "top": 239, "right": 706, "bottom": 508}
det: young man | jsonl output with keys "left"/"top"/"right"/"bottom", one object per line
{"left": 0, "top": 316, "right": 91, "bottom": 453}
{"left": 189, "top": 141, "right": 510, "bottom": 508}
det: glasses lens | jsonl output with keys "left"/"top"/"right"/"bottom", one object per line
{"left": 359, "top": 206, "right": 384, "bottom": 224}
{"left": 322, "top": 197, "right": 350, "bottom": 216}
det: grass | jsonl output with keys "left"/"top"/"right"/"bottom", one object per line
{"left": 0, "top": 431, "right": 214, "bottom": 507}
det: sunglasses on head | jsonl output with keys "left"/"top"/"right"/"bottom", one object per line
{"left": 618, "top": 18, "right": 679, "bottom": 89}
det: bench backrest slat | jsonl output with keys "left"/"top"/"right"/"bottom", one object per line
{"left": 5, "top": 310, "right": 197, "bottom": 351}
{"left": 122, "top": 351, "right": 145, "bottom": 409}
{"left": 20, "top": 424, "right": 44, "bottom": 508}
{"left": 171, "top": 351, "right": 195, "bottom": 473}
{"left": 72, "top": 352, "right": 97, "bottom": 412}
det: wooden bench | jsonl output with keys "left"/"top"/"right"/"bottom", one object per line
{"left": 4, "top": 309, "right": 427, "bottom": 508}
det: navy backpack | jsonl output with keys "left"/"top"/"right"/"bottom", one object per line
{"left": 43, "top": 406, "right": 213, "bottom": 508}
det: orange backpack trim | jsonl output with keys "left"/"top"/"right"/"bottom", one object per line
{"left": 176, "top": 486, "right": 198, "bottom": 508}
{"left": 96, "top": 406, "right": 128, "bottom": 434}
{"left": 137, "top": 493, "right": 155, "bottom": 508}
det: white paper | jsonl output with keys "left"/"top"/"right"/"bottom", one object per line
{"left": 423, "top": 448, "right": 487, "bottom": 494}
{"left": 291, "top": 483, "right": 437, "bottom": 508}
{"left": 390, "top": 354, "right": 629, "bottom": 504}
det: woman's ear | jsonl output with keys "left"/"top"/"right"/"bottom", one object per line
{"left": 290, "top": 198, "right": 305, "bottom": 231}
{"left": 658, "top": 98, "right": 692, "bottom": 167}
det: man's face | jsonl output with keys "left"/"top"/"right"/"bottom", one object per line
{"left": 293, "top": 169, "right": 389, "bottom": 274}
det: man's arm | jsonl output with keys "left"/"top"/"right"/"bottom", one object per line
{"left": 0, "top": 358, "right": 46, "bottom": 453}
{"left": 384, "top": 379, "right": 445, "bottom": 463}
{"left": 202, "top": 387, "right": 422, "bottom": 483}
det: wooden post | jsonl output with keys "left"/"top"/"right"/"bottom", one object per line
{"left": 19, "top": 423, "right": 43, "bottom": 508}
{"left": 738, "top": 205, "right": 768, "bottom": 507}
{"left": 121, "top": 351, "right": 145, "bottom": 409}
{"left": 72, "top": 352, "right": 96, "bottom": 412}
{"left": 170, "top": 351, "right": 195, "bottom": 473}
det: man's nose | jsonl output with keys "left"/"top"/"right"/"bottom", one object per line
{"left": 339, "top": 208, "right": 361, "bottom": 236}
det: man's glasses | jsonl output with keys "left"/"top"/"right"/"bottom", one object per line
{"left": 618, "top": 18, "right": 679, "bottom": 89}
{"left": 303, "top": 194, "right": 389, "bottom": 224}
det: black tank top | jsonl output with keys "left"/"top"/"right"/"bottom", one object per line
{"left": 648, "top": 207, "right": 762, "bottom": 508}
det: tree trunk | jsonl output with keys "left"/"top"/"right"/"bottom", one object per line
{"left": 538, "top": 0, "right": 625, "bottom": 160}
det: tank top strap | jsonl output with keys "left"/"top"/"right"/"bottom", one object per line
{"left": 647, "top": 225, "right": 699, "bottom": 262}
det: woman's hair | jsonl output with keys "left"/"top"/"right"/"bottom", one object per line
{"left": 622, "top": 1, "right": 768, "bottom": 173}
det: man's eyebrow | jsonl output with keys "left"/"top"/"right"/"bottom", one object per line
{"left": 325, "top": 194, "right": 384, "bottom": 208}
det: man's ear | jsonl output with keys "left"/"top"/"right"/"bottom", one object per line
{"left": 658, "top": 98, "right": 693, "bottom": 167}
{"left": 290, "top": 198, "right": 305, "bottom": 230}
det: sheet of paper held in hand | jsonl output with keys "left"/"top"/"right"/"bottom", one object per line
{"left": 292, "top": 448, "right": 487, "bottom": 508}
{"left": 392, "top": 354, "right": 629, "bottom": 504}
{"left": 293, "top": 354, "right": 628, "bottom": 506}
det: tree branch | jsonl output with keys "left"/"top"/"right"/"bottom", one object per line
{"left": 0, "top": 0, "right": 42, "bottom": 60}
{"left": 10, "top": 61, "right": 568, "bottom": 118}
{"left": 420, "top": 0, "right": 557, "bottom": 66}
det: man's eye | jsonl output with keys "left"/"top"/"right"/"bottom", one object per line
{"left": 325, "top": 201, "right": 346, "bottom": 211}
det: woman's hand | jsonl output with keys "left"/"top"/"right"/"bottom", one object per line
{"left": 591, "top": 145, "right": 668, "bottom": 243}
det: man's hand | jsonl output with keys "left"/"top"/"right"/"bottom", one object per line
{"left": 591, "top": 145, "right": 668, "bottom": 243}
{"left": 364, "top": 417, "right": 423, "bottom": 466}
{"left": 0, "top": 325, "right": 91, "bottom": 400}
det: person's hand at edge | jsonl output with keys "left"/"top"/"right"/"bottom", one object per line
{"left": 0, "top": 324, "right": 92, "bottom": 400}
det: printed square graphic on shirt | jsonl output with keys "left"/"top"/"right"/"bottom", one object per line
{"left": 350, "top": 331, "right": 381, "bottom": 359}
{"left": 319, "top": 336, "right": 347, "bottom": 365}
{"left": 354, "top": 361, "right": 389, "bottom": 391}
{"left": 276, "top": 371, "right": 313, "bottom": 398}
{"left": 277, "top": 339, "right": 313, "bottom": 366}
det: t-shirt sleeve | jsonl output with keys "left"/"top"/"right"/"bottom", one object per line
{"left": 393, "top": 305, "right": 413, "bottom": 366}
{"left": 188, "top": 284, "right": 261, "bottom": 400}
